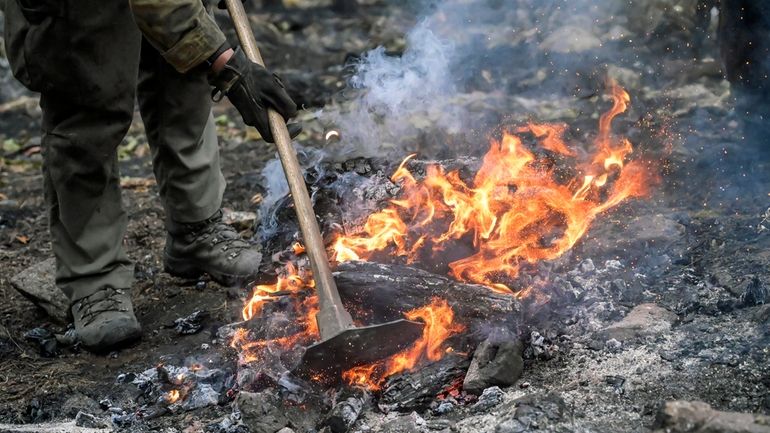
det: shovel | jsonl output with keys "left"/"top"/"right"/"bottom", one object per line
{"left": 223, "top": 0, "right": 424, "bottom": 377}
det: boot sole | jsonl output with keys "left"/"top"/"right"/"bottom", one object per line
{"left": 164, "top": 254, "right": 256, "bottom": 287}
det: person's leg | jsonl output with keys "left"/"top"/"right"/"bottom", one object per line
{"left": 137, "top": 37, "right": 262, "bottom": 287}
{"left": 136, "top": 37, "right": 225, "bottom": 225}
{"left": 23, "top": 0, "right": 142, "bottom": 347}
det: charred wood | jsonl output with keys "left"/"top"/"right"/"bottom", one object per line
{"left": 333, "top": 261, "right": 521, "bottom": 343}
{"left": 321, "top": 388, "right": 370, "bottom": 433}
{"left": 378, "top": 354, "right": 471, "bottom": 413}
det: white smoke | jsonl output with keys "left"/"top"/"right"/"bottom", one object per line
{"left": 322, "top": 14, "right": 467, "bottom": 157}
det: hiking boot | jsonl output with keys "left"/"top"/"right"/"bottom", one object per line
{"left": 164, "top": 210, "right": 262, "bottom": 286}
{"left": 72, "top": 286, "right": 142, "bottom": 351}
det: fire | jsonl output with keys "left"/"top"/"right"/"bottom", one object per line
{"left": 165, "top": 389, "right": 180, "bottom": 404}
{"left": 231, "top": 80, "right": 655, "bottom": 389}
{"left": 332, "top": 80, "right": 652, "bottom": 293}
{"left": 242, "top": 262, "right": 314, "bottom": 321}
{"left": 232, "top": 259, "right": 319, "bottom": 364}
{"left": 342, "top": 298, "right": 463, "bottom": 389}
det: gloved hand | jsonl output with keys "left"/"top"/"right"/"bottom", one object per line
{"left": 209, "top": 48, "right": 300, "bottom": 143}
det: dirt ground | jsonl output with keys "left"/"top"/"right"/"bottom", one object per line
{"left": 0, "top": 1, "right": 769, "bottom": 432}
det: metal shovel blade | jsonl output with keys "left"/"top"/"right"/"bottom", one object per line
{"left": 295, "top": 319, "right": 425, "bottom": 378}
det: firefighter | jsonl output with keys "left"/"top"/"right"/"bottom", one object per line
{"left": 3, "top": 0, "right": 298, "bottom": 350}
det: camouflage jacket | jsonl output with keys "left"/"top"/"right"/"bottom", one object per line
{"left": 129, "top": 0, "right": 226, "bottom": 73}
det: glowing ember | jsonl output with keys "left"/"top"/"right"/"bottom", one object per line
{"left": 332, "top": 80, "right": 653, "bottom": 294}
{"left": 342, "top": 298, "right": 463, "bottom": 390}
{"left": 165, "top": 389, "right": 180, "bottom": 404}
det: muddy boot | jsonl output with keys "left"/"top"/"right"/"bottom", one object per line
{"left": 164, "top": 210, "right": 262, "bottom": 286}
{"left": 72, "top": 286, "right": 142, "bottom": 351}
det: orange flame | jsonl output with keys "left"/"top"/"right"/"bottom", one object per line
{"left": 342, "top": 298, "right": 463, "bottom": 390}
{"left": 242, "top": 262, "right": 315, "bottom": 321}
{"left": 232, "top": 258, "right": 319, "bottom": 365}
{"left": 166, "top": 389, "right": 180, "bottom": 404}
{"left": 332, "top": 80, "right": 652, "bottom": 294}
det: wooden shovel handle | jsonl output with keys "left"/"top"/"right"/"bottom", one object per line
{"left": 223, "top": 0, "right": 353, "bottom": 339}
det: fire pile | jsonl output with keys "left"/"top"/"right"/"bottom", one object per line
{"left": 332, "top": 80, "right": 652, "bottom": 294}
{"left": 230, "top": 79, "right": 654, "bottom": 391}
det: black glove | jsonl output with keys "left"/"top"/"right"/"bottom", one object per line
{"left": 209, "top": 48, "right": 299, "bottom": 143}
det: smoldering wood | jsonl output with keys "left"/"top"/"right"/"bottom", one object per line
{"left": 227, "top": 262, "right": 521, "bottom": 346}
{"left": 258, "top": 156, "right": 483, "bottom": 267}
{"left": 378, "top": 354, "right": 471, "bottom": 413}
{"left": 334, "top": 261, "right": 521, "bottom": 343}
{"left": 322, "top": 388, "right": 370, "bottom": 433}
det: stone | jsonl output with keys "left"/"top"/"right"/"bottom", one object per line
{"left": 599, "top": 303, "right": 676, "bottom": 342}
{"left": 276, "top": 429, "right": 295, "bottom": 433}
{"left": 540, "top": 26, "right": 602, "bottom": 53}
{"left": 9, "top": 258, "right": 70, "bottom": 323}
{"left": 471, "top": 386, "right": 505, "bottom": 413}
{"left": 463, "top": 338, "right": 524, "bottom": 395}
{"left": 653, "top": 400, "right": 770, "bottom": 433}
{"left": 74, "top": 411, "right": 108, "bottom": 429}
{"left": 236, "top": 391, "right": 289, "bottom": 433}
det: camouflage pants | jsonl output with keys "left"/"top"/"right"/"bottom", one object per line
{"left": 4, "top": 0, "right": 226, "bottom": 301}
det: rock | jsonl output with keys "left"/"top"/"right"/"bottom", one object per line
{"left": 599, "top": 303, "right": 676, "bottom": 342}
{"left": 471, "top": 386, "right": 505, "bottom": 413}
{"left": 653, "top": 400, "right": 770, "bottom": 433}
{"left": 74, "top": 411, "right": 108, "bottom": 429}
{"left": 9, "top": 258, "right": 70, "bottom": 323}
{"left": 236, "top": 391, "right": 289, "bottom": 433}
{"left": 540, "top": 26, "right": 602, "bottom": 53}
{"left": 276, "top": 428, "right": 295, "bottom": 433}
{"left": 378, "top": 413, "right": 427, "bottom": 433}
{"left": 463, "top": 338, "right": 524, "bottom": 395}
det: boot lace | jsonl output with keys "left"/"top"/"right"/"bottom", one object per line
{"left": 75, "top": 287, "right": 128, "bottom": 326}
{"left": 194, "top": 222, "right": 251, "bottom": 259}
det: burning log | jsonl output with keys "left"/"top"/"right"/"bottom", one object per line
{"left": 378, "top": 353, "right": 471, "bottom": 413}
{"left": 333, "top": 261, "right": 521, "bottom": 342}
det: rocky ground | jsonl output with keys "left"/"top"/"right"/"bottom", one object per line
{"left": 1, "top": 0, "right": 769, "bottom": 432}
